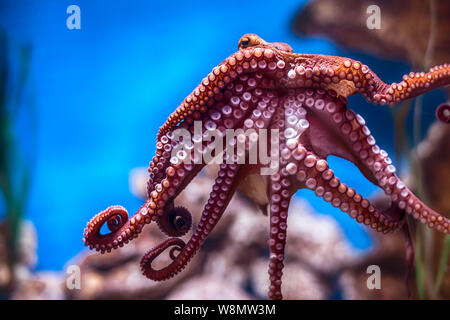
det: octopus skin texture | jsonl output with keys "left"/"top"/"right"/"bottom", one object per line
{"left": 84, "top": 34, "right": 450, "bottom": 300}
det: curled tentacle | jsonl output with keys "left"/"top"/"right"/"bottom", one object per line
{"left": 140, "top": 238, "right": 186, "bottom": 281}
{"left": 436, "top": 103, "right": 450, "bottom": 123}
{"left": 84, "top": 159, "right": 202, "bottom": 254}
{"left": 156, "top": 206, "right": 192, "bottom": 237}
{"left": 83, "top": 202, "right": 150, "bottom": 253}
{"left": 140, "top": 163, "right": 242, "bottom": 281}
{"left": 105, "top": 207, "right": 128, "bottom": 233}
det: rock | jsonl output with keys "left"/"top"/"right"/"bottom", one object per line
{"left": 166, "top": 275, "right": 252, "bottom": 300}
{"left": 285, "top": 200, "right": 361, "bottom": 274}
{"left": 292, "top": 0, "right": 450, "bottom": 67}
{"left": 0, "top": 220, "right": 37, "bottom": 295}
{"left": 250, "top": 259, "right": 331, "bottom": 300}
{"left": 12, "top": 272, "right": 65, "bottom": 300}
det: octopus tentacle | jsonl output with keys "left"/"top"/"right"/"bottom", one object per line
{"left": 368, "top": 64, "right": 450, "bottom": 105}
{"left": 319, "top": 101, "right": 450, "bottom": 232}
{"left": 282, "top": 87, "right": 450, "bottom": 233}
{"left": 147, "top": 72, "right": 279, "bottom": 238}
{"left": 143, "top": 80, "right": 278, "bottom": 278}
{"left": 264, "top": 102, "right": 293, "bottom": 300}
{"left": 83, "top": 203, "right": 148, "bottom": 252}
{"left": 140, "top": 163, "right": 243, "bottom": 281}
{"left": 139, "top": 237, "right": 186, "bottom": 279}
{"left": 85, "top": 159, "right": 205, "bottom": 252}
{"left": 84, "top": 152, "right": 206, "bottom": 252}
{"left": 292, "top": 149, "right": 404, "bottom": 233}
{"left": 267, "top": 171, "right": 291, "bottom": 300}
{"left": 279, "top": 88, "right": 402, "bottom": 231}
{"left": 287, "top": 54, "right": 450, "bottom": 105}
{"left": 148, "top": 132, "right": 205, "bottom": 197}
{"left": 158, "top": 47, "right": 281, "bottom": 137}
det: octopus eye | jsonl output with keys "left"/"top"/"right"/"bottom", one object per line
{"left": 239, "top": 37, "right": 250, "bottom": 49}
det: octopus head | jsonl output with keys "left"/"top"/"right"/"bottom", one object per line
{"left": 238, "top": 33, "right": 293, "bottom": 53}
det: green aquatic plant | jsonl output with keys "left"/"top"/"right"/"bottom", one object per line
{"left": 0, "top": 30, "right": 34, "bottom": 295}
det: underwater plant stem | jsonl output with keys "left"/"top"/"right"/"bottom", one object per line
{"left": 423, "top": 0, "right": 436, "bottom": 70}
{"left": 391, "top": 100, "right": 412, "bottom": 169}
{"left": 413, "top": 96, "right": 423, "bottom": 148}
{"left": 411, "top": 99, "right": 436, "bottom": 299}
{"left": 0, "top": 31, "right": 34, "bottom": 291}
{"left": 433, "top": 235, "right": 450, "bottom": 298}
{"left": 410, "top": 0, "right": 438, "bottom": 298}
{"left": 423, "top": 226, "right": 436, "bottom": 298}
{"left": 415, "top": 228, "right": 425, "bottom": 299}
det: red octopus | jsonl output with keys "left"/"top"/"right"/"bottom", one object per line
{"left": 84, "top": 34, "right": 450, "bottom": 299}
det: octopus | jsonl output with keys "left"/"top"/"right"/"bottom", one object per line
{"left": 84, "top": 34, "right": 450, "bottom": 299}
